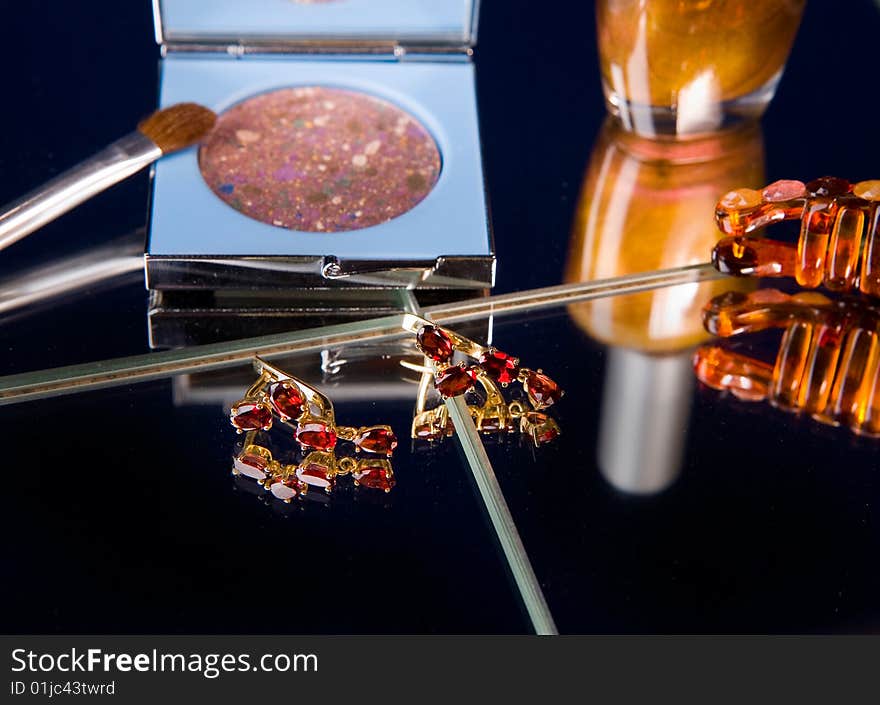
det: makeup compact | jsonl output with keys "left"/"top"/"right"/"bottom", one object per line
{"left": 147, "top": 0, "right": 492, "bottom": 346}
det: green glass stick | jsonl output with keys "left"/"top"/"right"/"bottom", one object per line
{"left": 0, "top": 263, "right": 719, "bottom": 405}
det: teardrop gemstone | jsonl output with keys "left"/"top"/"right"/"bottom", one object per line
{"left": 522, "top": 411, "right": 560, "bottom": 444}
{"left": 435, "top": 365, "right": 476, "bottom": 398}
{"left": 762, "top": 179, "right": 806, "bottom": 202}
{"left": 524, "top": 371, "right": 563, "bottom": 408}
{"left": 295, "top": 421, "right": 338, "bottom": 451}
{"left": 230, "top": 402, "right": 272, "bottom": 431}
{"left": 354, "top": 427, "right": 398, "bottom": 456}
{"left": 269, "top": 382, "right": 305, "bottom": 421}
{"left": 806, "top": 176, "right": 850, "bottom": 198}
{"left": 416, "top": 325, "right": 454, "bottom": 362}
{"left": 269, "top": 478, "right": 300, "bottom": 502}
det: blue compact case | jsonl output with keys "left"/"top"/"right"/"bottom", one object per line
{"left": 147, "top": 0, "right": 493, "bottom": 292}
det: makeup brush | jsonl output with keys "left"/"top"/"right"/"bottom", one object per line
{"left": 0, "top": 102, "right": 216, "bottom": 253}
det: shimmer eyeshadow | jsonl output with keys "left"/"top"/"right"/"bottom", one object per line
{"left": 198, "top": 86, "right": 442, "bottom": 232}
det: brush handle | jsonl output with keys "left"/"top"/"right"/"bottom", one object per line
{"left": 0, "top": 132, "right": 161, "bottom": 253}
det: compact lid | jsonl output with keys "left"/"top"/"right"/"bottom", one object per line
{"left": 154, "top": 0, "right": 479, "bottom": 47}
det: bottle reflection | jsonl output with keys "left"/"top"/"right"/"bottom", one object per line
{"left": 598, "top": 348, "right": 695, "bottom": 494}
{"left": 566, "top": 119, "right": 763, "bottom": 493}
{"left": 696, "top": 288, "right": 880, "bottom": 437}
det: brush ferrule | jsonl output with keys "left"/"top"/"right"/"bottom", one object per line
{"left": 0, "top": 132, "right": 161, "bottom": 252}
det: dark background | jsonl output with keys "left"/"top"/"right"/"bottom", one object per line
{"left": 2, "top": 1, "right": 880, "bottom": 633}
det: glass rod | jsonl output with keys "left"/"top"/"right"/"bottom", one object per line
{"left": 0, "top": 263, "right": 720, "bottom": 405}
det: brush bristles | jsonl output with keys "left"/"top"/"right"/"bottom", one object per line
{"left": 137, "top": 102, "right": 217, "bottom": 154}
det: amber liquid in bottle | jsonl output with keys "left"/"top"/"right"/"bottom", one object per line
{"left": 597, "top": 0, "right": 805, "bottom": 134}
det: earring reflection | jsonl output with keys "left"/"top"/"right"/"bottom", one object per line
{"left": 231, "top": 430, "right": 396, "bottom": 503}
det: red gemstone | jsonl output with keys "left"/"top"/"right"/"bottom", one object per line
{"left": 524, "top": 371, "right": 563, "bottom": 408}
{"left": 416, "top": 325, "right": 454, "bottom": 362}
{"left": 269, "top": 382, "right": 305, "bottom": 420}
{"left": 354, "top": 427, "right": 398, "bottom": 455}
{"left": 296, "top": 461, "right": 334, "bottom": 489}
{"left": 479, "top": 349, "right": 520, "bottom": 384}
{"left": 524, "top": 412, "right": 559, "bottom": 444}
{"left": 230, "top": 402, "right": 272, "bottom": 431}
{"left": 353, "top": 462, "right": 396, "bottom": 492}
{"left": 233, "top": 453, "right": 270, "bottom": 480}
{"left": 435, "top": 365, "right": 476, "bottom": 398}
{"left": 269, "top": 478, "right": 299, "bottom": 502}
{"left": 806, "top": 176, "right": 851, "bottom": 198}
{"left": 295, "top": 421, "right": 337, "bottom": 450}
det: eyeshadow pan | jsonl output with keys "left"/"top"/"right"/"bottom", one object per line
{"left": 198, "top": 86, "right": 442, "bottom": 232}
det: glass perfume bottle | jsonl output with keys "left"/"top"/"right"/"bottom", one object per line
{"left": 597, "top": 0, "right": 806, "bottom": 136}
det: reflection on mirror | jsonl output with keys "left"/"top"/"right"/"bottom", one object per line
{"left": 169, "top": 318, "right": 492, "bottom": 416}
{"left": 696, "top": 288, "right": 880, "bottom": 438}
{"left": 150, "top": 288, "right": 420, "bottom": 349}
{"left": 0, "top": 231, "right": 143, "bottom": 323}
{"left": 173, "top": 338, "right": 422, "bottom": 407}
{"left": 232, "top": 429, "right": 396, "bottom": 504}
{"left": 566, "top": 119, "right": 762, "bottom": 494}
